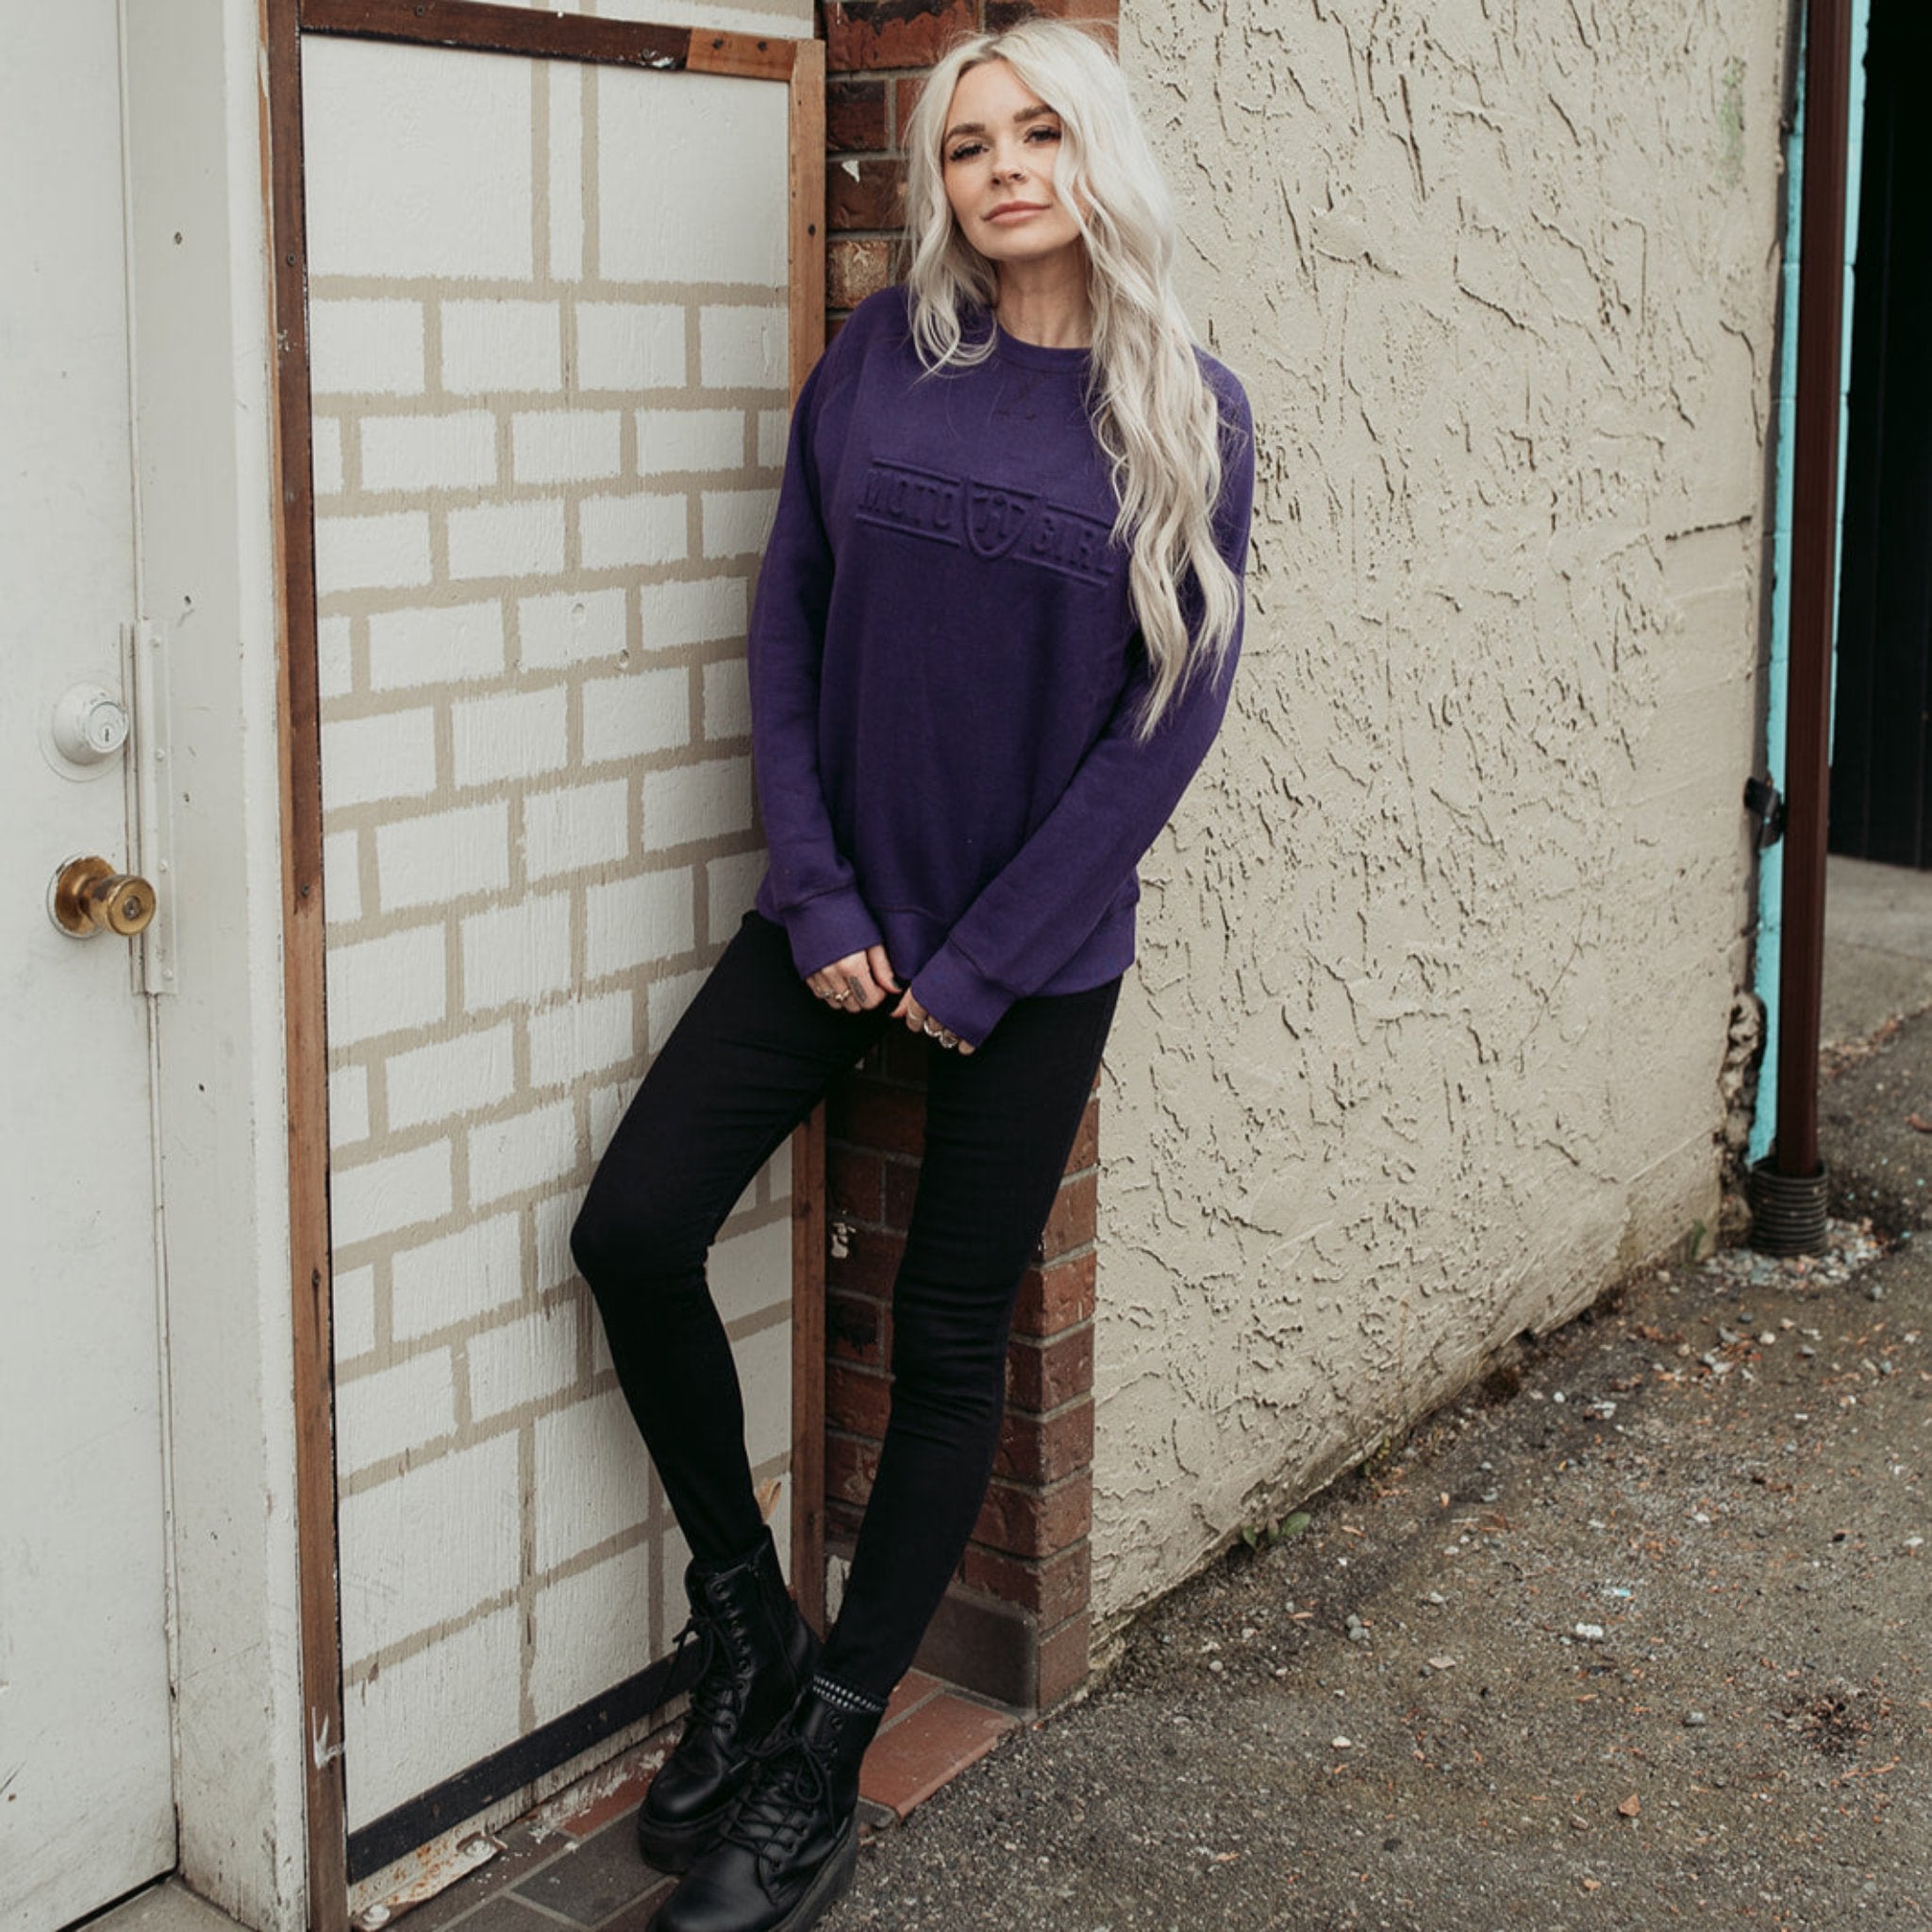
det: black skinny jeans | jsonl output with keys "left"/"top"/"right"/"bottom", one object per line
{"left": 570, "top": 908, "right": 1120, "bottom": 1703}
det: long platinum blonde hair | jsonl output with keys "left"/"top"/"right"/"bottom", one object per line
{"left": 901, "top": 21, "right": 1242, "bottom": 740}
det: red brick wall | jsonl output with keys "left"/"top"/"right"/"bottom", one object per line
{"left": 816, "top": 0, "right": 1120, "bottom": 1715}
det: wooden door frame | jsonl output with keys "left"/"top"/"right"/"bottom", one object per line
{"left": 260, "top": 6, "right": 825, "bottom": 1919}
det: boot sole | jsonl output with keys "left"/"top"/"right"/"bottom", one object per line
{"left": 767, "top": 1819, "right": 857, "bottom": 1932}
{"left": 644, "top": 1820, "right": 857, "bottom": 1932}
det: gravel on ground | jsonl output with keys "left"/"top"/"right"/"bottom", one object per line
{"left": 838, "top": 1011, "right": 1932, "bottom": 1931}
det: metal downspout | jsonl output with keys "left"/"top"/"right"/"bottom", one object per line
{"left": 1747, "top": 0, "right": 1868, "bottom": 1249}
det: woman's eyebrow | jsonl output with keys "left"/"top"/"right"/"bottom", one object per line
{"left": 942, "top": 104, "right": 1060, "bottom": 142}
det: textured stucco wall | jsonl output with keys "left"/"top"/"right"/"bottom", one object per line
{"left": 1096, "top": 0, "right": 1790, "bottom": 1626}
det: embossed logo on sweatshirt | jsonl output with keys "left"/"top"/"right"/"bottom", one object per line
{"left": 857, "top": 460, "right": 959, "bottom": 543}
{"left": 967, "top": 484, "right": 1038, "bottom": 559}
{"left": 1020, "top": 502, "right": 1114, "bottom": 585}
{"left": 856, "top": 458, "right": 1116, "bottom": 586}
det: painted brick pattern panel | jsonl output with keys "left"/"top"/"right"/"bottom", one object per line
{"left": 304, "top": 35, "right": 799, "bottom": 1831}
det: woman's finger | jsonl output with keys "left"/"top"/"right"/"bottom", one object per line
{"left": 808, "top": 957, "right": 874, "bottom": 1009}
{"left": 840, "top": 955, "right": 884, "bottom": 1008}
{"left": 813, "top": 953, "right": 880, "bottom": 1008}
{"left": 867, "top": 942, "right": 901, "bottom": 992}
{"left": 860, "top": 976, "right": 969, "bottom": 1051}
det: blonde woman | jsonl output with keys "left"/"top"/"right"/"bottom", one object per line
{"left": 570, "top": 20, "right": 1255, "bottom": 1931}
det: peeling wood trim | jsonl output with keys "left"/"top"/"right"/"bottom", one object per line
{"left": 270, "top": 3, "right": 827, "bottom": 1890}
{"left": 789, "top": 1108, "right": 826, "bottom": 1629}
{"left": 264, "top": 1, "right": 351, "bottom": 1925}
{"left": 298, "top": 0, "right": 692, "bottom": 69}
{"left": 297, "top": 0, "right": 807, "bottom": 78}
{"left": 690, "top": 28, "right": 800, "bottom": 81}
{"left": 786, "top": 35, "right": 826, "bottom": 413}
{"left": 784, "top": 33, "right": 827, "bottom": 1626}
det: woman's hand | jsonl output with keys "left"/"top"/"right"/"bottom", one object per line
{"left": 807, "top": 943, "right": 901, "bottom": 1013}
{"left": 891, "top": 989, "right": 975, "bottom": 1056}
{"left": 806, "top": 946, "right": 973, "bottom": 1053}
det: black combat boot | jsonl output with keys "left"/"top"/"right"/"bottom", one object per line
{"left": 636, "top": 1529, "right": 821, "bottom": 1874}
{"left": 646, "top": 1677, "right": 885, "bottom": 1932}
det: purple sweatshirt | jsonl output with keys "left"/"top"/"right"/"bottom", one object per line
{"left": 749, "top": 284, "right": 1254, "bottom": 1047}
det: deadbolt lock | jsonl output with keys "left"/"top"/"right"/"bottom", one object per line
{"left": 51, "top": 855, "right": 158, "bottom": 939}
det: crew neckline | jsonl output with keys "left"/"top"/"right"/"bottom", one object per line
{"left": 973, "top": 305, "right": 1092, "bottom": 371}
{"left": 992, "top": 322, "right": 1093, "bottom": 370}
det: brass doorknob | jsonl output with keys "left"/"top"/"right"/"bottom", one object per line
{"left": 51, "top": 855, "right": 158, "bottom": 938}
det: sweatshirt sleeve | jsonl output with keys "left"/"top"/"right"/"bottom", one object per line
{"left": 910, "top": 374, "right": 1257, "bottom": 1047}
{"left": 746, "top": 333, "right": 884, "bottom": 980}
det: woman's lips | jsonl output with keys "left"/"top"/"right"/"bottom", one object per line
{"left": 988, "top": 204, "right": 1047, "bottom": 222}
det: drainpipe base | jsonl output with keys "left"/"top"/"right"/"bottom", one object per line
{"left": 1746, "top": 1153, "right": 1832, "bottom": 1256}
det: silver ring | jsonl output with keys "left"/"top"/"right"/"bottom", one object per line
{"left": 922, "top": 1017, "right": 941, "bottom": 1038}
{"left": 938, "top": 1029, "right": 958, "bottom": 1050}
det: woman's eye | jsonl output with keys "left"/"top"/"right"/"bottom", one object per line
{"left": 1027, "top": 125, "right": 1063, "bottom": 143}
{"left": 947, "top": 141, "right": 985, "bottom": 163}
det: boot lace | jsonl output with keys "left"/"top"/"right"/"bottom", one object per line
{"left": 666, "top": 1605, "right": 744, "bottom": 1738}
{"left": 719, "top": 1723, "right": 838, "bottom": 1890}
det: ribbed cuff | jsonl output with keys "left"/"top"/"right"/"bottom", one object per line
{"left": 908, "top": 941, "right": 1016, "bottom": 1050}
{"left": 779, "top": 887, "right": 882, "bottom": 982}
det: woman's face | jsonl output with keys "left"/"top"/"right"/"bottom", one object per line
{"left": 941, "top": 58, "right": 1084, "bottom": 273}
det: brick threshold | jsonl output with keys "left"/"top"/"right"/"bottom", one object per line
{"left": 368, "top": 1673, "right": 1020, "bottom": 1932}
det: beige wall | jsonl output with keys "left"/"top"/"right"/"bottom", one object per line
{"left": 1095, "top": 0, "right": 1788, "bottom": 1625}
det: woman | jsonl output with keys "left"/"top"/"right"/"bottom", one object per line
{"left": 569, "top": 20, "right": 1255, "bottom": 1932}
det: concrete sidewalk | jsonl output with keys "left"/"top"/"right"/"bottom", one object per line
{"left": 1822, "top": 856, "right": 1932, "bottom": 1053}
{"left": 834, "top": 859, "right": 1932, "bottom": 1930}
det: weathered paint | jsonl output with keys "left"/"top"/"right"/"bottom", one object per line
{"left": 124, "top": 1, "right": 316, "bottom": 1922}
{"left": 1098, "top": 0, "right": 1791, "bottom": 1627}
{"left": 0, "top": 6, "right": 175, "bottom": 1925}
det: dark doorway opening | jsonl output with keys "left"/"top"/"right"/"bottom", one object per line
{"left": 1829, "top": 0, "right": 1932, "bottom": 865}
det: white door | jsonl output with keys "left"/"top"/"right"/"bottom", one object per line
{"left": 0, "top": 5, "right": 176, "bottom": 1928}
